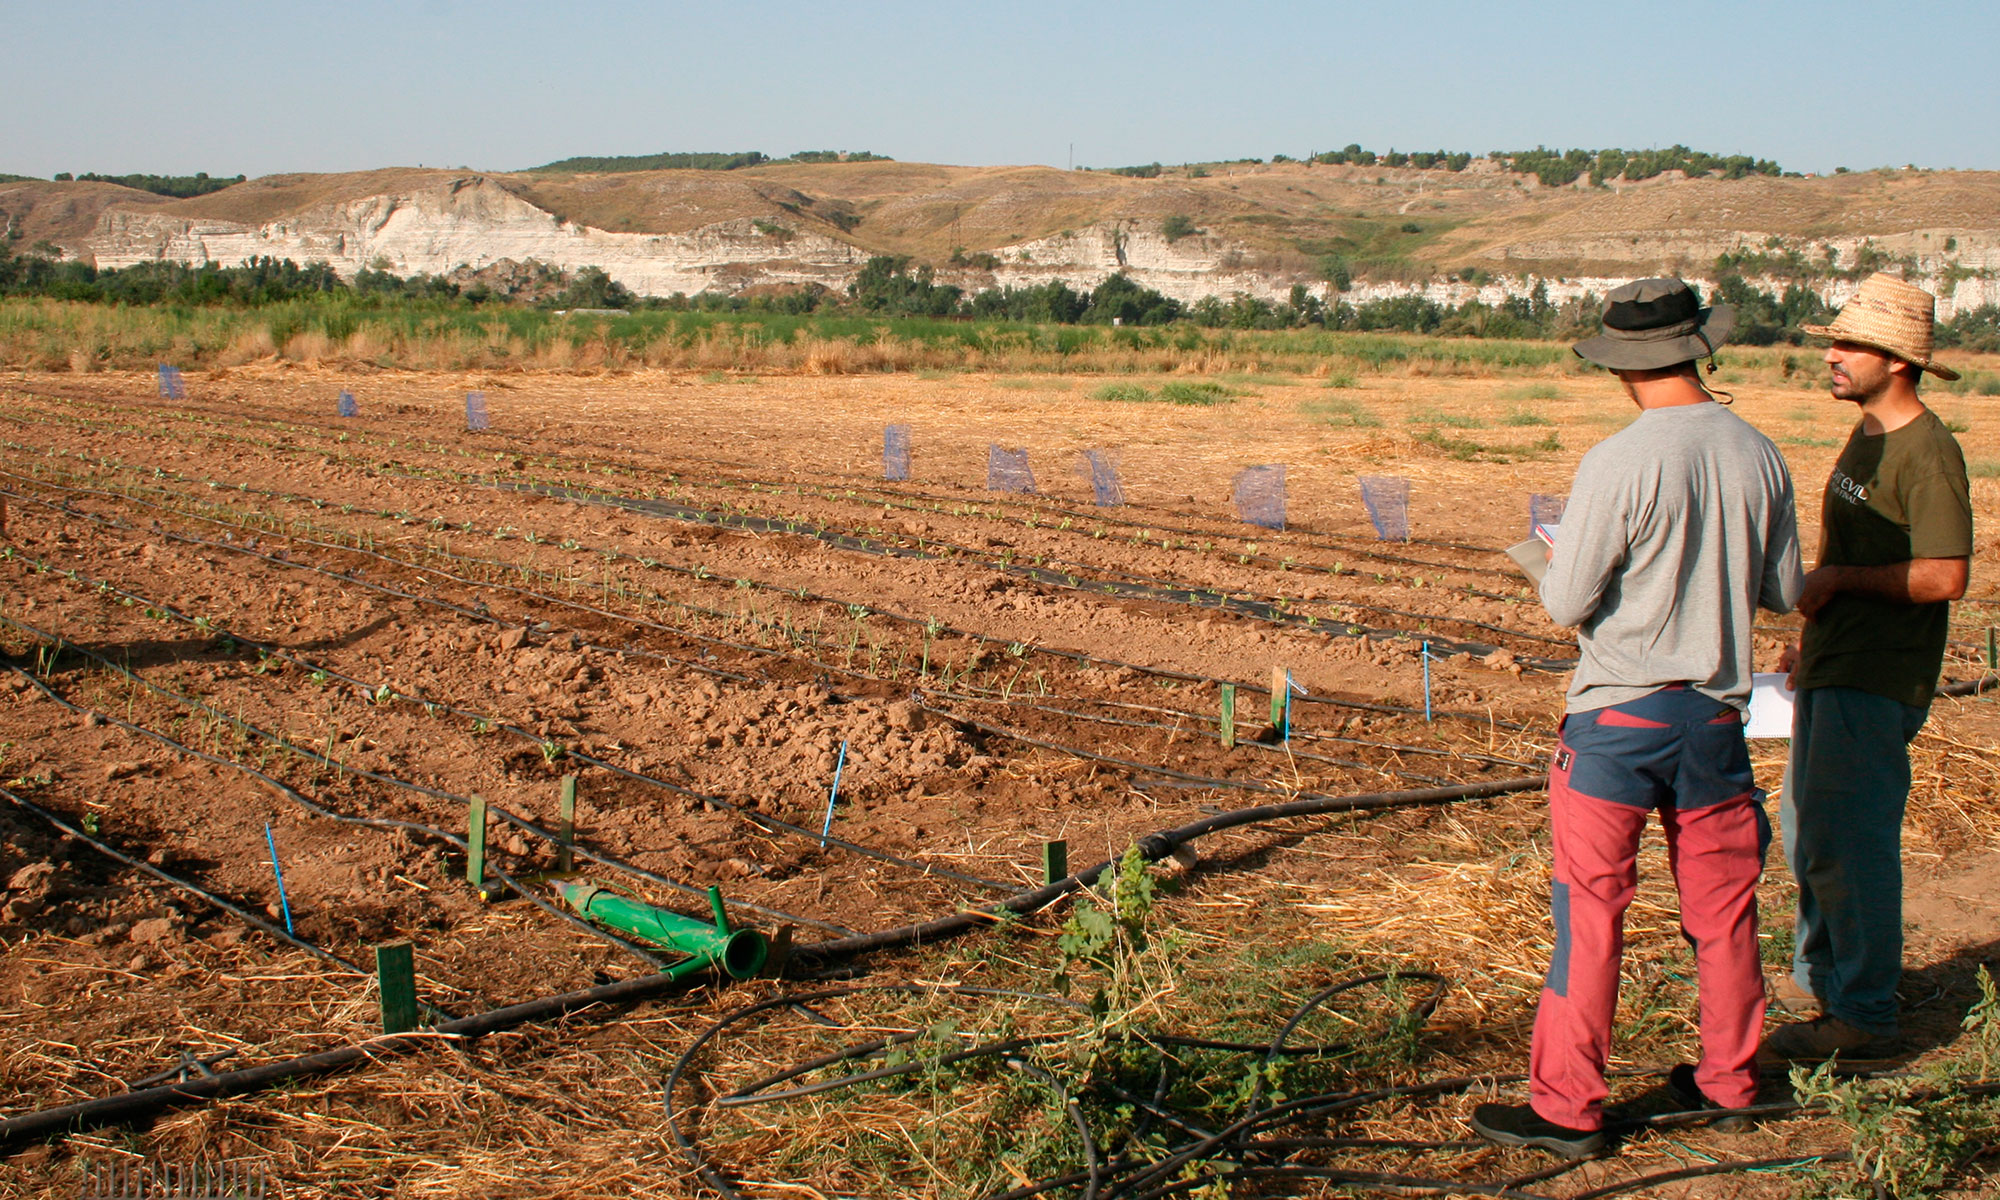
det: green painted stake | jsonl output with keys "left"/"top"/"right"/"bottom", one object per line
{"left": 1220, "top": 684, "right": 1236, "bottom": 749}
{"left": 557, "top": 774, "right": 578, "bottom": 872}
{"left": 1988, "top": 626, "right": 1997, "bottom": 670}
{"left": 1043, "top": 840, "right": 1069, "bottom": 886}
{"left": 1270, "top": 664, "right": 1289, "bottom": 737}
{"left": 376, "top": 942, "right": 417, "bottom": 1034}
{"left": 466, "top": 795, "right": 488, "bottom": 889}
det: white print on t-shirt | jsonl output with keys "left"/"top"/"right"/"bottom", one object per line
{"left": 1830, "top": 469, "right": 1870, "bottom": 505}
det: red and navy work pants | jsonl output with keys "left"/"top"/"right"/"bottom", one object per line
{"left": 1530, "top": 685, "right": 1770, "bottom": 1131}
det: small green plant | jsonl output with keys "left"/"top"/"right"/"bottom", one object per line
{"left": 1406, "top": 407, "right": 1487, "bottom": 429}
{"left": 1301, "top": 397, "right": 1380, "bottom": 427}
{"left": 1155, "top": 381, "right": 1234, "bottom": 406}
{"left": 1092, "top": 382, "right": 1153, "bottom": 403}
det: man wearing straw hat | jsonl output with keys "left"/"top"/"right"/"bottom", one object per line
{"left": 1760, "top": 273, "right": 1973, "bottom": 1065}
{"left": 1471, "top": 278, "right": 1803, "bottom": 1158}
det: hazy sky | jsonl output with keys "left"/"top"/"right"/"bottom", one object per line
{"left": 6, "top": 0, "right": 1997, "bottom": 179}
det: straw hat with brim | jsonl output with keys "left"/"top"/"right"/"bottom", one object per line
{"left": 1801, "top": 272, "right": 1960, "bottom": 381}
{"left": 1573, "top": 277, "right": 1735, "bottom": 371}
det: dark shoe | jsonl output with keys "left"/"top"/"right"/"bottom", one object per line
{"left": 1757, "top": 1014, "right": 1898, "bottom": 1066}
{"left": 1667, "top": 1064, "right": 1757, "bottom": 1133}
{"left": 1470, "top": 1102, "right": 1606, "bottom": 1159}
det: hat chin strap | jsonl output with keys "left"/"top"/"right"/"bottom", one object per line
{"left": 1690, "top": 329, "right": 1734, "bottom": 404}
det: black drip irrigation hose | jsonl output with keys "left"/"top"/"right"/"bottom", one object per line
{"left": 0, "top": 781, "right": 374, "bottom": 981}
{"left": 0, "top": 765, "right": 1548, "bottom": 1151}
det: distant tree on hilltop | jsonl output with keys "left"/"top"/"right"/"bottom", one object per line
{"left": 531, "top": 152, "right": 771, "bottom": 173}
{"left": 57, "top": 171, "right": 245, "bottom": 197}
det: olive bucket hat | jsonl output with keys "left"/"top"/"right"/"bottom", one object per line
{"left": 1573, "top": 277, "right": 1735, "bottom": 371}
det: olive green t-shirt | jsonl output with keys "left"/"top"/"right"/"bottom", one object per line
{"left": 1796, "top": 407, "right": 1973, "bottom": 707}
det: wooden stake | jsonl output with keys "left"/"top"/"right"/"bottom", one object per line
{"left": 1219, "top": 684, "right": 1236, "bottom": 749}
{"left": 557, "top": 774, "right": 577, "bottom": 872}
{"left": 1043, "top": 840, "right": 1069, "bottom": 886}
{"left": 1988, "top": 626, "right": 1997, "bottom": 670}
{"left": 375, "top": 942, "right": 417, "bottom": 1034}
{"left": 466, "top": 795, "right": 487, "bottom": 890}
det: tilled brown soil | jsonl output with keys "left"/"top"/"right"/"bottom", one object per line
{"left": 0, "top": 367, "right": 1995, "bottom": 1199}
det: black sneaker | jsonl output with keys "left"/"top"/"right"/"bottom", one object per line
{"left": 1469, "top": 1102, "right": 1606, "bottom": 1159}
{"left": 1666, "top": 1064, "right": 1756, "bottom": 1134}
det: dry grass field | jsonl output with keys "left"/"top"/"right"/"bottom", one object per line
{"left": 0, "top": 350, "right": 1995, "bottom": 1199}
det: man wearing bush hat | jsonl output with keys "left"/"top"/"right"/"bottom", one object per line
{"left": 1762, "top": 273, "right": 1973, "bottom": 1065}
{"left": 1472, "top": 278, "right": 1803, "bottom": 1157}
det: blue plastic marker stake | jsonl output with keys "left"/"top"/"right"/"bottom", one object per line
{"left": 1422, "top": 641, "right": 1433, "bottom": 722}
{"left": 263, "top": 821, "right": 295, "bottom": 935}
{"left": 819, "top": 740, "right": 849, "bottom": 848}
{"left": 1284, "top": 669, "right": 1295, "bottom": 743}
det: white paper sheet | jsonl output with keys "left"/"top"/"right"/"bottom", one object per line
{"left": 1504, "top": 538, "right": 1548, "bottom": 585}
{"left": 1745, "top": 673, "right": 1795, "bottom": 739}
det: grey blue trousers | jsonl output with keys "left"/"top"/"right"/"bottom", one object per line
{"left": 1781, "top": 684, "right": 1930, "bottom": 1036}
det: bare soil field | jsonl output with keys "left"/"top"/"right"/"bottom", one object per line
{"left": 0, "top": 362, "right": 1995, "bottom": 1198}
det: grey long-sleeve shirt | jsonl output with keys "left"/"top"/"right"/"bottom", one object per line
{"left": 1540, "top": 401, "right": 1803, "bottom": 714}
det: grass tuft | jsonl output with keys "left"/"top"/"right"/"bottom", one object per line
{"left": 1301, "top": 397, "right": 1382, "bottom": 428}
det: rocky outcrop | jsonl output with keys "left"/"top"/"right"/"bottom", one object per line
{"left": 87, "top": 175, "right": 867, "bottom": 298}
{"left": 70, "top": 171, "right": 2000, "bottom": 316}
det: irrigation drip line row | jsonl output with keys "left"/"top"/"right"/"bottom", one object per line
{"left": 921, "top": 698, "right": 1459, "bottom": 792}
{"left": 937, "top": 692, "right": 1458, "bottom": 786}
{"left": 3, "top": 461, "right": 1543, "bottom": 757}
{"left": 499, "top": 477, "right": 1575, "bottom": 660}
{"left": 0, "top": 776, "right": 373, "bottom": 983}
{"left": 0, "top": 538, "right": 950, "bottom": 917}
{"left": 0, "top": 628, "right": 671, "bottom": 971}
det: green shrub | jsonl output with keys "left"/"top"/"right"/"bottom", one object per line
{"left": 1500, "top": 409, "right": 1553, "bottom": 426}
{"left": 1322, "top": 371, "right": 1357, "bottom": 389}
{"left": 1502, "top": 382, "right": 1563, "bottom": 402}
{"left": 1161, "top": 215, "right": 1200, "bottom": 243}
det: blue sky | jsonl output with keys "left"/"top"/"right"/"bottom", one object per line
{"left": 6, "top": 0, "right": 1997, "bottom": 179}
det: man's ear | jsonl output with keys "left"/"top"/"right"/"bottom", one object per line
{"left": 1889, "top": 356, "right": 1924, "bottom": 381}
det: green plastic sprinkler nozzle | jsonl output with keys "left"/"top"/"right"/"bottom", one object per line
{"left": 554, "top": 881, "right": 768, "bottom": 979}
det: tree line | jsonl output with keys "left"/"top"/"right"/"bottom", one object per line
{"left": 8, "top": 241, "right": 1984, "bottom": 348}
